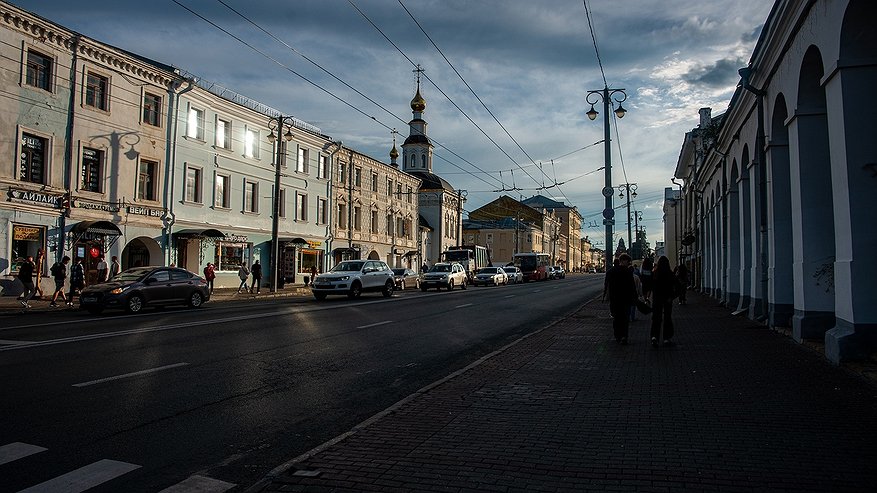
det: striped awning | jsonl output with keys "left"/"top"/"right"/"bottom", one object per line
{"left": 70, "top": 220, "right": 122, "bottom": 236}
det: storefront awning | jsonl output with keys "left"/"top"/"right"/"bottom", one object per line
{"left": 332, "top": 247, "right": 356, "bottom": 254}
{"left": 71, "top": 220, "right": 122, "bottom": 236}
{"left": 279, "top": 237, "right": 309, "bottom": 245}
{"left": 174, "top": 228, "right": 226, "bottom": 238}
{"left": 403, "top": 250, "right": 418, "bottom": 257}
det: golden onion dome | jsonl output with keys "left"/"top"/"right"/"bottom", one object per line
{"left": 410, "top": 88, "right": 426, "bottom": 112}
{"left": 389, "top": 144, "right": 399, "bottom": 160}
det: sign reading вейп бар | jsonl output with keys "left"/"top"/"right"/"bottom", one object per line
{"left": 7, "top": 188, "right": 62, "bottom": 207}
{"left": 127, "top": 205, "right": 165, "bottom": 218}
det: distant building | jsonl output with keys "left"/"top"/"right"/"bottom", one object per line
{"left": 466, "top": 195, "right": 561, "bottom": 265}
{"left": 521, "top": 195, "right": 583, "bottom": 270}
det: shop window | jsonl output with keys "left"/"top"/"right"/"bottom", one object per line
{"left": 20, "top": 133, "right": 47, "bottom": 184}
{"left": 215, "top": 241, "right": 252, "bottom": 272}
{"left": 11, "top": 224, "right": 45, "bottom": 273}
{"left": 299, "top": 249, "right": 322, "bottom": 275}
{"left": 81, "top": 147, "right": 103, "bottom": 192}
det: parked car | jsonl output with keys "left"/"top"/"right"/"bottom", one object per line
{"left": 547, "top": 266, "right": 557, "bottom": 279}
{"left": 503, "top": 266, "right": 523, "bottom": 284}
{"left": 312, "top": 260, "right": 395, "bottom": 300}
{"left": 79, "top": 266, "right": 210, "bottom": 314}
{"left": 392, "top": 268, "right": 420, "bottom": 290}
{"left": 421, "top": 262, "right": 468, "bottom": 291}
{"left": 472, "top": 267, "right": 509, "bottom": 286}
{"left": 552, "top": 266, "right": 566, "bottom": 279}
{"left": 588, "top": 267, "right": 597, "bottom": 274}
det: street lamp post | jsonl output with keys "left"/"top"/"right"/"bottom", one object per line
{"left": 586, "top": 86, "right": 628, "bottom": 268}
{"left": 267, "top": 116, "right": 295, "bottom": 293}
{"left": 617, "top": 183, "right": 637, "bottom": 254}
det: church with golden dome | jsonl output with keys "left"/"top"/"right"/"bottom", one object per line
{"left": 401, "top": 71, "right": 463, "bottom": 267}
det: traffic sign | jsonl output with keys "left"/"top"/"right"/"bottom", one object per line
{"left": 601, "top": 186, "right": 614, "bottom": 197}
{"left": 602, "top": 208, "right": 615, "bottom": 219}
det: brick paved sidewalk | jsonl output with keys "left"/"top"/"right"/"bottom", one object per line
{"left": 251, "top": 292, "right": 877, "bottom": 492}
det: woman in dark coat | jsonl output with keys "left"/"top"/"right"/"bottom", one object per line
{"left": 604, "top": 253, "right": 637, "bottom": 345}
{"left": 651, "top": 256, "right": 677, "bottom": 347}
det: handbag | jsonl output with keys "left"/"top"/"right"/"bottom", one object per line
{"left": 636, "top": 297, "right": 652, "bottom": 314}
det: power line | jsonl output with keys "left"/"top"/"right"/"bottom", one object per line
{"left": 583, "top": 0, "right": 608, "bottom": 87}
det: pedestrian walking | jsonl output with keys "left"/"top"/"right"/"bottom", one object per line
{"left": 69, "top": 258, "right": 86, "bottom": 307}
{"left": 34, "top": 249, "right": 45, "bottom": 299}
{"left": 250, "top": 260, "right": 262, "bottom": 294}
{"left": 204, "top": 262, "right": 216, "bottom": 294}
{"left": 96, "top": 255, "right": 108, "bottom": 283}
{"left": 640, "top": 256, "right": 654, "bottom": 301}
{"left": 50, "top": 256, "right": 71, "bottom": 307}
{"left": 603, "top": 253, "right": 637, "bottom": 345}
{"left": 674, "top": 263, "right": 690, "bottom": 305}
{"left": 109, "top": 256, "right": 121, "bottom": 279}
{"left": 310, "top": 265, "right": 318, "bottom": 287}
{"left": 237, "top": 264, "right": 250, "bottom": 293}
{"left": 651, "top": 255, "right": 679, "bottom": 347}
{"left": 17, "top": 256, "right": 36, "bottom": 309}
{"left": 630, "top": 265, "right": 643, "bottom": 321}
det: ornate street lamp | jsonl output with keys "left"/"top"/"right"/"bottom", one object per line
{"left": 268, "top": 116, "right": 295, "bottom": 292}
{"left": 586, "top": 86, "right": 628, "bottom": 268}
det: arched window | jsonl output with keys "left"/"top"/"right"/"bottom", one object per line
{"left": 421, "top": 154, "right": 426, "bottom": 168}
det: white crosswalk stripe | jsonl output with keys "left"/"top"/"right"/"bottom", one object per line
{"left": 158, "top": 475, "right": 236, "bottom": 493}
{"left": 17, "top": 458, "right": 141, "bottom": 493}
{"left": 0, "top": 442, "right": 46, "bottom": 466}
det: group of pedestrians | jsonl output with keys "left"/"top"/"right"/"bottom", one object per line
{"left": 603, "top": 253, "right": 688, "bottom": 347}
{"left": 236, "top": 260, "right": 262, "bottom": 294}
{"left": 15, "top": 253, "right": 121, "bottom": 311}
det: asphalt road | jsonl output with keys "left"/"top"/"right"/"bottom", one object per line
{"left": 0, "top": 274, "right": 604, "bottom": 492}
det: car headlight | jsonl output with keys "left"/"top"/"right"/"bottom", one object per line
{"left": 338, "top": 276, "right": 349, "bottom": 281}
{"left": 110, "top": 286, "right": 129, "bottom": 295}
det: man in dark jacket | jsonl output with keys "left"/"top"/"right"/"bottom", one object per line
{"left": 250, "top": 260, "right": 262, "bottom": 294}
{"left": 18, "top": 256, "right": 36, "bottom": 309}
{"left": 604, "top": 253, "right": 636, "bottom": 344}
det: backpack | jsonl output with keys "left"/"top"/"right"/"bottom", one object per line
{"left": 50, "top": 262, "right": 61, "bottom": 277}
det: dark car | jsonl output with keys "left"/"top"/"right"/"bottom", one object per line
{"left": 79, "top": 266, "right": 210, "bottom": 314}
{"left": 392, "top": 268, "right": 420, "bottom": 290}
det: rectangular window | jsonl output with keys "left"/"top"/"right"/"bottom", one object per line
{"left": 387, "top": 178, "right": 393, "bottom": 197}
{"left": 143, "top": 93, "right": 162, "bottom": 126}
{"left": 317, "top": 198, "right": 327, "bottom": 225}
{"left": 20, "top": 133, "right": 47, "bottom": 184}
{"left": 184, "top": 166, "right": 202, "bottom": 203}
{"left": 297, "top": 148, "right": 308, "bottom": 173}
{"left": 354, "top": 167, "right": 362, "bottom": 188}
{"left": 370, "top": 210, "right": 378, "bottom": 233}
{"left": 318, "top": 155, "right": 327, "bottom": 179}
{"left": 338, "top": 161, "right": 347, "bottom": 184}
{"left": 296, "top": 193, "right": 307, "bottom": 221}
{"left": 215, "top": 241, "right": 251, "bottom": 272}
{"left": 81, "top": 147, "right": 102, "bottom": 192}
{"left": 214, "top": 174, "right": 229, "bottom": 208}
{"left": 244, "top": 180, "right": 258, "bottom": 212}
{"left": 407, "top": 186, "right": 413, "bottom": 203}
{"left": 85, "top": 72, "right": 108, "bottom": 110}
{"left": 278, "top": 188, "right": 286, "bottom": 218}
{"left": 387, "top": 214, "right": 394, "bottom": 236}
{"left": 353, "top": 206, "right": 361, "bottom": 231}
{"left": 396, "top": 183, "right": 403, "bottom": 199}
{"left": 26, "top": 50, "right": 52, "bottom": 91}
{"left": 216, "top": 118, "right": 232, "bottom": 149}
{"left": 187, "top": 107, "right": 204, "bottom": 140}
{"left": 338, "top": 204, "right": 347, "bottom": 229}
{"left": 137, "top": 159, "right": 158, "bottom": 201}
{"left": 371, "top": 173, "right": 378, "bottom": 192}
{"left": 244, "top": 128, "right": 259, "bottom": 158}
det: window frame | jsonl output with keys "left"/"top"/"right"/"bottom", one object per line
{"left": 24, "top": 48, "right": 53, "bottom": 92}
{"left": 19, "top": 131, "right": 50, "bottom": 185}
{"left": 184, "top": 164, "right": 203, "bottom": 204}
{"left": 84, "top": 70, "right": 110, "bottom": 112}
{"left": 354, "top": 167, "right": 362, "bottom": 188}
{"left": 318, "top": 154, "right": 327, "bottom": 180}
{"left": 278, "top": 188, "right": 287, "bottom": 218}
{"left": 243, "top": 179, "right": 258, "bottom": 213}
{"left": 297, "top": 147, "right": 308, "bottom": 174}
{"left": 79, "top": 146, "right": 104, "bottom": 193}
{"left": 186, "top": 105, "right": 205, "bottom": 141}
{"left": 317, "top": 197, "right": 328, "bottom": 225}
{"left": 296, "top": 192, "right": 308, "bottom": 222}
{"left": 214, "top": 173, "right": 230, "bottom": 209}
{"left": 143, "top": 92, "right": 162, "bottom": 127}
{"left": 244, "top": 127, "right": 260, "bottom": 159}
{"left": 137, "top": 158, "right": 159, "bottom": 202}
{"left": 215, "top": 116, "right": 232, "bottom": 150}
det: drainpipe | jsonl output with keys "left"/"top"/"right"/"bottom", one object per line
{"left": 58, "top": 35, "right": 81, "bottom": 263}
{"left": 163, "top": 77, "right": 196, "bottom": 265}
{"left": 739, "top": 67, "right": 769, "bottom": 322}
{"left": 671, "top": 178, "right": 683, "bottom": 267}
{"left": 347, "top": 149, "right": 354, "bottom": 254}
{"left": 325, "top": 140, "right": 342, "bottom": 268}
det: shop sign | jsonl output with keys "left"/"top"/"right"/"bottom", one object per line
{"left": 307, "top": 240, "right": 322, "bottom": 248}
{"left": 226, "top": 234, "right": 249, "bottom": 243}
{"left": 13, "top": 225, "right": 42, "bottom": 241}
{"left": 73, "top": 198, "right": 121, "bottom": 213}
{"left": 7, "top": 188, "right": 61, "bottom": 207}
{"left": 127, "top": 205, "right": 165, "bottom": 218}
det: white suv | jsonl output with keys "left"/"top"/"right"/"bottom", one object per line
{"left": 420, "top": 262, "right": 468, "bottom": 291}
{"left": 312, "top": 260, "right": 395, "bottom": 300}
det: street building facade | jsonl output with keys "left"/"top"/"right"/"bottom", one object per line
{"left": 670, "top": 0, "right": 876, "bottom": 364}
{"left": 521, "top": 195, "right": 582, "bottom": 270}
{"left": 466, "top": 195, "right": 562, "bottom": 265}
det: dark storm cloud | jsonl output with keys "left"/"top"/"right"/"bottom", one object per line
{"left": 681, "top": 56, "right": 746, "bottom": 88}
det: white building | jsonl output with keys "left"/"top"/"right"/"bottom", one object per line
{"left": 672, "top": 0, "right": 876, "bottom": 364}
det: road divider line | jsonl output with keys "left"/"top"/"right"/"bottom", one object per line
{"left": 455, "top": 303, "right": 474, "bottom": 308}
{"left": 18, "top": 459, "right": 140, "bottom": 493}
{"left": 0, "top": 442, "right": 47, "bottom": 466}
{"left": 0, "top": 339, "right": 35, "bottom": 345}
{"left": 504, "top": 295, "right": 516, "bottom": 298}
{"left": 73, "top": 362, "right": 189, "bottom": 387}
{"left": 356, "top": 321, "right": 392, "bottom": 329}
{"left": 158, "top": 475, "right": 236, "bottom": 493}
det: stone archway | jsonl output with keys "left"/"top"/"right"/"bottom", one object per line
{"left": 768, "top": 93, "right": 794, "bottom": 327}
{"left": 121, "top": 236, "right": 162, "bottom": 270}
{"left": 727, "top": 161, "right": 741, "bottom": 308}
{"left": 790, "top": 45, "right": 835, "bottom": 341}
{"left": 738, "top": 146, "right": 753, "bottom": 312}
{"left": 367, "top": 250, "right": 380, "bottom": 260}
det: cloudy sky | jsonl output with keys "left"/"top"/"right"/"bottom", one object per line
{"left": 15, "top": 0, "right": 772, "bottom": 249}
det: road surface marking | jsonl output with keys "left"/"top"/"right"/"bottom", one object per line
{"left": 504, "top": 295, "right": 516, "bottom": 298}
{"left": 18, "top": 459, "right": 141, "bottom": 493}
{"left": 531, "top": 289, "right": 542, "bottom": 293}
{"left": 158, "top": 475, "right": 236, "bottom": 493}
{"left": 0, "top": 442, "right": 47, "bottom": 466}
{"left": 73, "top": 363, "right": 190, "bottom": 387}
{"left": 455, "top": 303, "right": 474, "bottom": 308}
{"left": 0, "top": 339, "right": 35, "bottom": 345}
{"left": 356, "top": 321, "right": 392, "bottom": 329}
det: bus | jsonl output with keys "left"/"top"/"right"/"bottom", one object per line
{"left": 512, "top": 252, "right": 550, "bottom": 282}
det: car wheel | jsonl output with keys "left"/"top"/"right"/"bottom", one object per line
{"left": 86, "top": 306, "right": 103, "bottom": 315}
{"left": 421, "top": 286, "right": 428, "bottom": 292}
{"left": 348, "top": 282, "right": 362, "bottom": 299}
{"left": 125, "top": 294, "right": 144, "bottom": 314}
{"left": 447, "top": 279, "right": 454, "bottom": 291}
{"left": 461, "top": 279, "right": 467, "bottom": 290}
{"left": 382, "top": 281, "right": 394, "bottom": 298}
{"left": 314, "top": 292, "right": 327, "bottom": 301}
{"left": 188, "top": 291, "right": 204, "bottom": 308}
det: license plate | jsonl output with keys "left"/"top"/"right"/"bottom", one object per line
{"left": 82, "top": 297, "right": 97, "bottom": 303}
{"left": 314, "top": 284, "right": 331, "bottom": 289}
